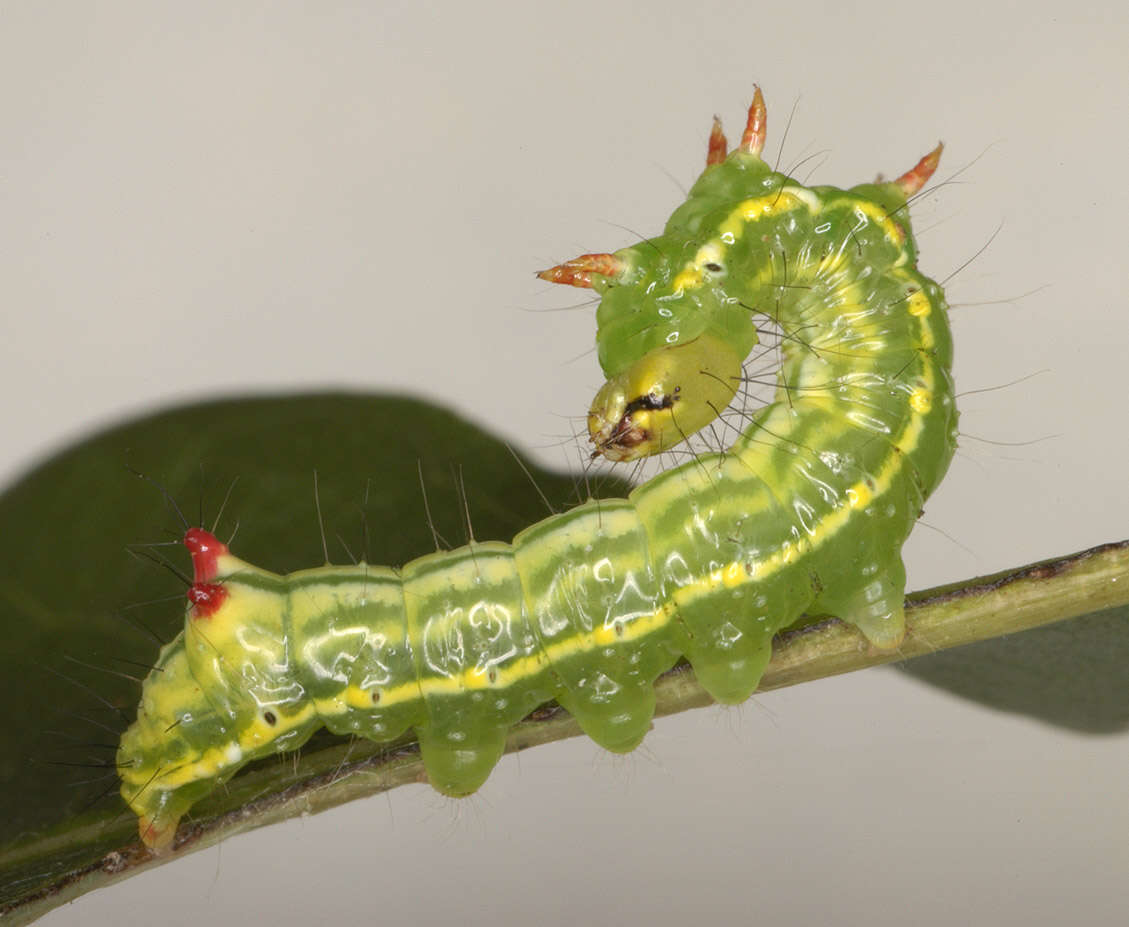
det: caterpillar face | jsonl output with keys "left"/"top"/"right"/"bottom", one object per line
{"left": 585, "top": 333, "right": 744, "bottom": 461}
{"left": 119, "top": 86, "right": 955, "bottom": 852}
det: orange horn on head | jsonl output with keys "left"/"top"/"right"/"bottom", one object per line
{"left": 738, "top": 85, "right": 767, "bottom": 157}
{"left": 536, "top": 252, "right": 625, "bottom": 289}
{"left": 706, "top": 115, "right": 728, "bottom": 166}
{"left": 893, "top": 142, "right": 944, "bottom": 196}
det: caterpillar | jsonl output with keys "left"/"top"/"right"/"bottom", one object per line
{"left": 117, "top": 86, "right": 956, "bottom": 852}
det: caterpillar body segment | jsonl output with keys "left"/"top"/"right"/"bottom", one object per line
{"left": 119, "top": 88, "right": 956, "bottom": 851}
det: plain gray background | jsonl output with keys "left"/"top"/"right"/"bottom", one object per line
{"left": 3, "top": 3, "right": 1126, "bottom": 925}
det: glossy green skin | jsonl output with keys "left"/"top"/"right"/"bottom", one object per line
{"left": 118, "top": 143, "right": 956, "bottom": 851}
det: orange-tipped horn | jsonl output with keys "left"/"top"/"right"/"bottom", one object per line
{"left": 893, "top": 142, "right": 943, "bottom": 197}
{"left": 738, "top": 85, "right": 767, "bottom": 157}
{"left": 536, "top": 252, "right": 625, "bottom": 289}
{"left": 706, "top": 115, "right": 728, "bottom": 166}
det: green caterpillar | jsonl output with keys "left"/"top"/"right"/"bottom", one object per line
{"left": 118, "top": 87, "right": 956, "bottom": 852}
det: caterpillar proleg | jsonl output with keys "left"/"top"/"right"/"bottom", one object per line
{"left": 118, "top": 86, "right": 956, "bottom": 851}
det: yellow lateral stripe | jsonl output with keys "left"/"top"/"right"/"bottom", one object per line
{"left": 131, "top": 703, "right": 319, "bottom": 792}
{"left": 345, "top": 366, "right": 935, "bottom": 709}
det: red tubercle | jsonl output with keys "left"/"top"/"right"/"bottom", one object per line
{"left": 187, "top": 582, "right": 228, "bottom": 619}
{"left": 183, "top": 527, "right": 228, "bottom": 584}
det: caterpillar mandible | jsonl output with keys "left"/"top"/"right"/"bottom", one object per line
{"left": 118, "top": 86, "right": 956, "bottom": 852}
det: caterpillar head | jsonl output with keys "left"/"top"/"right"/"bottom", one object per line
{"left": 534, "top": 89, "right": 781, "bottom": 461}
{"left": 539, "top": 245, "right": 751, "bottom": 461}
{"left": 582, "top": 332, "right": 744, "bottom": 461}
